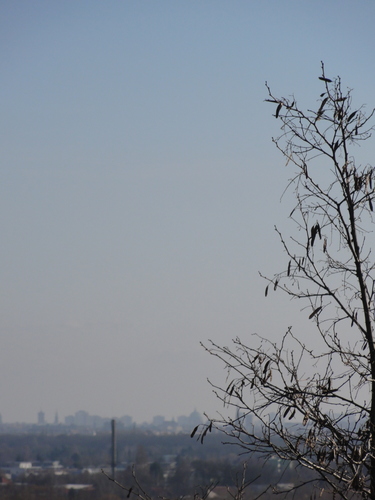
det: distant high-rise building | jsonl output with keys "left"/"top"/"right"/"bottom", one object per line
{"left": 119, "top": 415, "right": 133, "bottom": 428}
{"left": 65, "top": 415, "right": 74, "bottom": 426}
{"left": 75, "top": 410, "right": 89, "bottom": 426}
{"left": 152, "top": 415, "right": 165, "bottom": 427}
{"left": 54, "top": 411, "right": 59, "bottom": 425}
{"left": 38, "top": 411, "right": 45, "bottom": 425}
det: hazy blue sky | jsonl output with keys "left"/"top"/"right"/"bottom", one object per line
{"left": 2, "top": 1, "right": 375, "bottom": 424}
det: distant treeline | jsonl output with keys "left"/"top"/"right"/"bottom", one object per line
{"left": 0, "top": 431, "right": 238, "bottom": 466}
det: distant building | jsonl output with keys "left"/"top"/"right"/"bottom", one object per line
{"left": 65, "top": 415, "right": 74, "bottom": 426}
{"left": 153, "top": 415, "right": 165, "bottom": 427}
{"left": 119, "top": 415, "right": 133, "bottom": 428}
{"left": 74, "top": 410, "right": 90, "bottom": 427}
{"left": 177, "top": 410, "right": 203, "bottom": 431}
{"left": 37, "top": 411, "right": 45, "bottom": 425}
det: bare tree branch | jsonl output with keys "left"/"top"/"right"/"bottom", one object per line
{"left": 199, "top": 63, "right": 375, "bottom": 500}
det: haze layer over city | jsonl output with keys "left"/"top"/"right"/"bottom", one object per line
{"left": 2, "top": 1, "right": 375, "bottom": 424}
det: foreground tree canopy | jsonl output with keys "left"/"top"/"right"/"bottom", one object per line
{"left": 198, "top": 63, "right": 375, "bottom": 499}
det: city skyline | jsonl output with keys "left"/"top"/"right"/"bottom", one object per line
{"left": 0, "top": 407, "right": 204, "bottom": 433}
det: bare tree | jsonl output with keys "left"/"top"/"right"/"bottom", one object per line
{"left": 197, "top": 63, "right": 375, "bottom": 499}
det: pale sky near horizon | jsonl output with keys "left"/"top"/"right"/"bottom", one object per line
{"left": 2, "top": 1, "right": 375, "bottom": 424}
